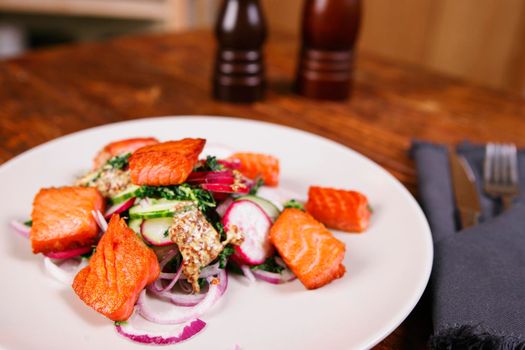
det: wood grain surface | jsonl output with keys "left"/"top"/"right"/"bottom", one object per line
{"left": 1, "top": 30, "right": 525, "bottom": 349}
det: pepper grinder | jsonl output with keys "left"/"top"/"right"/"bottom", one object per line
{"left": 213, "top": 0, "right": 267, "bottom": 103}
{"left": 295, "top": 0, "right": 362, "bottom": 100}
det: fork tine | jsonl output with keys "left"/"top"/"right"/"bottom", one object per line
{"left": 484, "top": 143, "right": 494, "bottom": 186}
{"left": 494, "top": 144, "right": 503, "bottom": 184}
{"left": 508, "top": 144, "right": 519, "bottom": 186}
{"left": 501, "top": 144, "right": 510, "bottom": 186}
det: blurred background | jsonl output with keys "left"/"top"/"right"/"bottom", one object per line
{"left": 0, "top": 0, "right": 524, "bottom": 96}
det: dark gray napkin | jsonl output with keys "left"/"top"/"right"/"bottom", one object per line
{"left": 411, "top": 141, "right": 525, "bottom": 349}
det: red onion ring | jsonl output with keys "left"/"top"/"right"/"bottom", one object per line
{"left": 10, "top": 220, "right": 30, "bottom": 239}
{"left": 150, "top": 263, "right": 183, "bottom": 293}
{"left": 44, "top": 246, "right": 93, "bottom": 259}
{"left": 139, "top": 270, "right": 227, "bottom": 323}
{"left": 115, "top": 312, "right": 206, "bottom": 345}
{"left": 91, "top": 210, "right": 108, "bottom": 232}
{"left": 43, "top": 257, "right": 88, "bottom": 285}
{"left": 251, "top": 268, "right": 296, "bottom": 285}
{"left": 240, "top": 264, "right": 256, "bottom": 284}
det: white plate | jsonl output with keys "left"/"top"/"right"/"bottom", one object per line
{"left": 0, "top": 116, "right": 432, "bottom": 350}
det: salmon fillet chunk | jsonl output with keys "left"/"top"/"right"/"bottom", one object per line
{"left": 306, "top": 186, "right": 371, "bottom": 233}
{"left": 73, "top": 215, "right": 160, "bottom": 321}
{"left": 230, "top": 152, "right": 279, "bottom": 186}
{"left": 269, "top": 208, "right": 346, "bottom": 290}
{"left": 93, "top": 137, "right": 159, "bottom": 170}
{"left": 30, "top": 186, "right": 105, "bottom": 254}
{"left": 129, "top": 138, "right": 206, "bottom": 186}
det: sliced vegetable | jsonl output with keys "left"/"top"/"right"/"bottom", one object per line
{"left": 236, "top": 195, "right": 280, "bottom": 221}
{"left": 104, "top": 197, "right": 136, "bottom": 220}
{"left": 129, "top": 199, "right": 192, "bottom": 219}
{"left": 10, "top": 220, "right": 30, "bottom": 239}
{"left": 222, "top": 200, "right": 273, "bottom": 265}
{"left": 128, "top": 218, "right": 143, "bottom": 234}
{"left": 201, "top": 183, "right": 250, "bottom": 194}
{"left": 138, "top": 273, "right": 225, "bottom": 324}
{"left": 251, "top": 268, "right": 296, "bottom": 285}
{"left": 141, "top": 217, "right": 174, "bottom": 246}
{"left": 44, "top": 257, "right": 88, "bottom": 285}
{"left": 91, "top": 210, "right": 108, "bottom": 232}
{"left": 110, "top": 185, "right": 141, "bottom": 204}
{"left": 115, "top": 312, "right": 206, "bottom": 345}
{"left": 44, "top": 246, "right": 93, "bottom": 259}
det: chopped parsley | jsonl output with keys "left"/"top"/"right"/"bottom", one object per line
{"left": 195, "top": 156, "right": 223, "bottom": 172}
{"left": 106, "top": 153, "right": 131, "bottom": 170}
{"left": 137, "top": 184, "right": 216, "bottom": 213}
{"left": 283, "top": 199, "right": 305, "bottom": 211}
{"left": 251, "top": 257, "right": 284, "bottom": 273}
{"left": 218, "top": 244, "right": 235, "bottom": 269}
{"left": 24, "top": 220, "right": 32, "bottom": 227}
{"left": 249, "top": 178, "right": 264, "bottom": 195}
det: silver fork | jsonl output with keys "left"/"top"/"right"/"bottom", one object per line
{"left": 484, "top": 143, "right": 520, "bottom": 210}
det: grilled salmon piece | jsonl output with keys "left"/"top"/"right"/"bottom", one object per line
{"left": 129, "top": 138, "right": 206, "bottom": 186}
{"left": 30, "top": 187, "right": 105, "bottom": 254}
{"left": 269, "top": 208, "right": 345, "bottom": 289}
{"left": 229, "top": 152, "right": 279, "bottom": 186}
{"left": 305, "top": 186, "right": 370, "bottom": 233}
{"left": 73, "top": 215, "right": 160, "bottom": 322}
{"left": 93, "top": 137, "right": 159, "bottom": 169}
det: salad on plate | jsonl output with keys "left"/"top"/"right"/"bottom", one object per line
{"left": 11, "top": 136, "right": 371, "bottom": 346}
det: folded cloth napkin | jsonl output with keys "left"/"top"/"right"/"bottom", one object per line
{"left": 411, "top": 141, "right": 525, "bottom": 349}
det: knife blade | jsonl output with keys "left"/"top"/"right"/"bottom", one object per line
{"left": 449, "top": 150, "right": 481, "bottom": 229}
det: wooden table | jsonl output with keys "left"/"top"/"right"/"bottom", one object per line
{"left": 2, "top": 30, "right": 525, "bottom": 349}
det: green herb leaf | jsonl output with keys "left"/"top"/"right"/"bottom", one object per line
{"left": 249, "top": 178, "right": 264, "bottom": 195}
{"left": 218, "top": 244, "right": 235, "bottom": 269}
{"left": 251, "top": 256, "right": 284, "bottom": 273}
{"left": 24, "top": 219, "right": 33, "bottom": 227}
{"left": 106, "top": 153, "right": 131, "bottom": 170}
{"left": 195, "top": 156, "right": 223, "bottom": 172}
{"left": 283, "top": 199, "right": 305, "bottom": 211}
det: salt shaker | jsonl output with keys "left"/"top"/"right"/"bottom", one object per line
{"left": 213, "top": 0, "right": 267, "bottom": 103}
{"left": 295, "top": 0, "right": 362, "bottom": 100}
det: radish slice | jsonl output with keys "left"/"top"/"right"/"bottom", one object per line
{"left": 223, "top": 200, "right": 273, "bottom": 265}
{"left": 216, "top": 197, "right": 234, "bottom": 217}
{"left": 141, "top": 217, "right": 174, "bottom": 246}
{"left": 44, "top": 257, "right": 88, "bottom": 285}
{"left": 104, "top": 197, "right": 136, "bottom": 220}
{"left": 10, "top": 220, "right": 30, "bottom": 239}
{"left": 91, "top": 210, "right": 108, "bottom": 232}
{"left": 44, "top": 246, "right": 93, "bottom": 259}
{"left": 116, "top": 312, "right": 206, "bottom": 345}
{"left": 252, "top": 268, "right": 296, "bottom": 285}
{"left": 139, "top": 272, "right": 225, "bottom": 324}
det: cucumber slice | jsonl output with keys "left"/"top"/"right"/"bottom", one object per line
{"left": 128, "top": 218, "right": 143, "bottom": 234}
{"left": 129, "top": 199, "right": 194, "bottom": 219}
{"left": 236, "top": 195, "right": 280, "bottom": 221}
{"left": 111, "top": 185, "right": 141, "bottom": 204}
{"left": 141, "top": 217, "right": 173, "bottom": 246}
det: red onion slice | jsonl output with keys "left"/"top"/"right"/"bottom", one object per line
{"left": 115, "top": 311, "right": 206, "bottom": 345}
{"left": 240, "top": 264, "right": 256, "bottom": 284}
{"left": 139, "top": 271, "right": 227, "bottom": 324}
{"left": 10, "top": 220, "right": 31, "bottom": 239}
{"left": 150, "top": 263, "right": 183, "bottom": 293}
{"left": 91, "top": 210, "right": 108, "bottom": 232}
{"left": 44, "top": 246, "right": 93, "bottom": 259}
{"left": 251, "top": 268, "right": 296, "bottom": 285}
{"left": 104, "top": 197, "right": 136, "bottom": 220}
{"left": 44, "top": 257, "right": 88, "bottom": 285}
